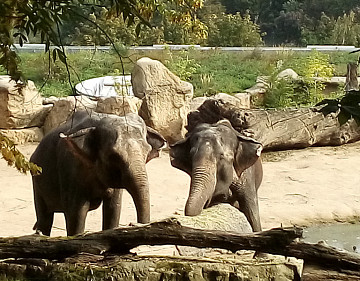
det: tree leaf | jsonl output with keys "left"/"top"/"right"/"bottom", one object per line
{"left": 135, "top": 23, "right": 141, "bottom": 36}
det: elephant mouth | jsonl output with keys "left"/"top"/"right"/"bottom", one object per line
{"left": 204, "top": 198, "right": 212, "bottom": 209}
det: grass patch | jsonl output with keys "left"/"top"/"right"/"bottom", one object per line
{"left": 4, "top": 49, "right": 355, "bottom": 101}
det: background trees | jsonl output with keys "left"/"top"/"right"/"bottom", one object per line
{"left": 49, "top": 0, "right": 360, "bottom": 47}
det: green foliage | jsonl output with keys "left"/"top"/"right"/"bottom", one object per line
{"left": 263, "top": 78, "right": 296, "bottom": 108}
{"left": 7, "top": 49, "right": 355, "bottom": 104}
{"left": 165, "top": 49, "right": 200, "bottom": 81}
{"left": 14, "top": 51, "right": 128, "bottom": 97}
{"left": 205, "top": 12, "right": 263, "bottom": 46}
{"left": 296, "top": 50, "right": 334, "bottom": 104}
{"left": 0, "top": 0, "right": 205, "bottom": 83}
{"left": 182, "top": 50, "right": 268, "bottom": 96}
{"left": 328, "top": 52, "right": 360, "bottom": 76}
{"left": 263, "top": 60, "right": 298, "bottom": 108}
{"left": 317, "top": 90, "right": 360, "bottom": 125}
{"left": 264, "top": 51, "right": 336, "bottom": 108}
{"left": 331, "top": 11, "right": 360, "bottom": 46}
{"left": 301, "top": 12, "right": 336, "bottom": 45}
{"left": 0, "top": 133, "right": 41, "bottom": 175}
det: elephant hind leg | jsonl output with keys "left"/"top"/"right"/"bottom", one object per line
{"left": 33, "top": 192, "right": 54, "bottom": 236}
{"left": 64, "top": 202, "right": 90, "bottom": 236}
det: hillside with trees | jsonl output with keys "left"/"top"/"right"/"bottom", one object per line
{"left": 53, "top": 0, "right": 360, "bottom": 47}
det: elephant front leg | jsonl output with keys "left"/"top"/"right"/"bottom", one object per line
{"left": 102, "top": 189, "right": 123, "bottom": 230}
{"left": 65, "top": 202, "right": 90, "bottom": 236}
{"left": 230, "top": 179, "right": 262, "bottom": 232}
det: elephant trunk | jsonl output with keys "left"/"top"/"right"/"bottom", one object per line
{"left": 126, "top": 157, "right": 150, "bottom": 224}
{"left": 185, "top": 164, "right": 216, "bottom": 216}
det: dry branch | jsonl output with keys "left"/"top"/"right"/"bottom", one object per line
{"left": 1, "top": 218, "right": 360, "bottom": 274}
{"left": 188, "top": 100, "right": 360, "bottom": 150}
{"left": 0, "top": 219, "right": 300, "bottom": 260}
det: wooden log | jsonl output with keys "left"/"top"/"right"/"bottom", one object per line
{"left": 0, "top": 219, "right": 301, "bottom": 260}
{"left": 1, "top": 219, "right": 360, "bottom": 274}
{"left": 187, "top": 100, "right": 360, "bottom": 150}
{"left": 345, "top": 63, "right": 359, "bottom": 92}
{"left": 303, "top": 266, "right": 360, "bottom": 281}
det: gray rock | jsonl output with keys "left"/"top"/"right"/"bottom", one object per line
{"left": 190, "top": 97, "right": 208, "bottom": 111}
{"left": 131, "top": 57, "right": 193, "bottom": 144}
{"left": 0, "top": 127, "right": 43, "bottom": 144}
{"left": 276, "top": 68, "right": 299, "bottom": 81}
{"left": 177, "top": 203, "right": 252, "bottom": 233}
{"left": 176, "top": 204, "right": 252, "bottom": 257}
{"left": 234, "top": 93, "right": 251, "bottom": 108}
{"left": 0, "top": 76, "right": 44, "bottom": 129}
{"left": 95, "top": 96, "right": 142, "bottom": 116}
{"left": 43, "top": 96, "right": 97, "bottom": 135}
{"left": 214, "top": 92, "right": 250, "bottom": 109}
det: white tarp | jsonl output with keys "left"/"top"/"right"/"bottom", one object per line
{"left": 75, "top": 75, "right": 133, "bottom": 97}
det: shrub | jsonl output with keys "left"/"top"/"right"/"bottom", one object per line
{"left": 165, "top": 49, "right": 200, "bottom": 81}
{"left": 205, "top": 13, "right": 263, "bottom": 47}
{"left": 264, "top": 51, "right": 336, "bottom": 108}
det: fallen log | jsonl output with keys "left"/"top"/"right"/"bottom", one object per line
{"left": 0, "top": 218, "right": 301, "bottom": 260}
{"left": 1, "top": 218, "right": 360, "bottom": 275}
{"left": 187, "top": 100, "right": 360, "bottom": 150}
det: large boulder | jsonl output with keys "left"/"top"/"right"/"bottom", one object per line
{"left": 133, "top": 204, "right": 253, "bottom": 257}
{"left": 214, "top": 92, "right": 251, "bottom": 109}
{"left": 276, "top": 68, "right": 299, "bottom": 81}
{"left": 190, "top": 97, "right": 208, "bottom": 111}
{"left": 131, "top": 57, "right": 193, "bottom": 144}
{"left": 245, "top": 76, "right": 269, "bottom": 96}
{"left": 0, "top": 76, "right": 44, "bottom": 129}
{"left": 0, "top": 127, "right": 43, "bottom": 144}
{"left": 175, "top": 204, "right": 252, "bottom": 256}
{"left": 177, "top": 203, "right": 252, "bottom": 233}
{"left": 95, "top": 96, "right": 142, "bottom": 116}
{"left": 43, "top": 96, "right": 97, "bottom": 135}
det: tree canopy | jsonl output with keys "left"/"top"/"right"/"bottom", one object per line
{"left": 0, "top": 0, "right": 205, "bottom": 82}
{"left": 0, "top": 0, "right": 204, "bottom": 173}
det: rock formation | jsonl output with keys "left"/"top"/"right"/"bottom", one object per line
{"left": 131, "top": 57, "right": 193, "bottom": 144}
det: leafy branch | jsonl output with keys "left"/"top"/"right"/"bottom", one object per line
{"left": 316, "top": 90, "right": 360, "bottom": 125}
{"left": 0, "top": 133, "right": 41, "bottom": 175}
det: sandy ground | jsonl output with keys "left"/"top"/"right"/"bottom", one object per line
{"left": 1, "top": 142, "right": 360, "bottom": 238}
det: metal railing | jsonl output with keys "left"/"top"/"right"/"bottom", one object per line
{"left": 12, "top": 44, "right": 359, "bottom": 53}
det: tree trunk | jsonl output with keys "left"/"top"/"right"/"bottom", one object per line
{"left": 345, "top": 63, "right": 359, "bottom": 92}
{"left": 1, "top": 218, "right": 360, "bottom": 276}
{"left": 187, "top": 100, "right": 360, "bottom": 151}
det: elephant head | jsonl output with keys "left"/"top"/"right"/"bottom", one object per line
{"left": 61, "top": 112, "right": 166, "bottom": 224}
{"left": 170, "top": 119, "right": 262, "bottom": 219}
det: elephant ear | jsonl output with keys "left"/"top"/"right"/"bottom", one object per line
{"left": 169, "top": 137, "right": 192, "bottom": 175}
{"left": 59, "top": 127, "right": 97, "bottom": 167}
{"left": 234, "top": 134, "right": 263, "bottom": 177}
{"left": 146, "top": 126, "right": 166, "bottom": 163}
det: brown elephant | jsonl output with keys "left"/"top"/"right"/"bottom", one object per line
{"left": 30, "top": 111, "right": 165, "bottom": 236}
{"left": 170, "top": 119, "right": 263, "bottom": 231}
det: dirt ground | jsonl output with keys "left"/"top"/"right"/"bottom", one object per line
{"left": 1, "top": 142, "right": 360, "bottom": 238}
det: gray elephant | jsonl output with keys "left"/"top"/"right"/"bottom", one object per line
{"left": 170, "top": 119, "right": 263, "bottom": 231}
{"left": 30, "top": 111, "right": 165, "bottom": 236}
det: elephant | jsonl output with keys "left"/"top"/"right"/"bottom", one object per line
{"left": 169, "top": 119, "right": 263, "bottom": 232}
{"left": 30, "top": 111, "right": 166, "bottom": 236}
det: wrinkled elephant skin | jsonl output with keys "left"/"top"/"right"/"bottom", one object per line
{"left": 31, "top": 111, "right": 165, "bottom": 236}
{"left": 170, "top": 119, "right": 263, "bottom": 231}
